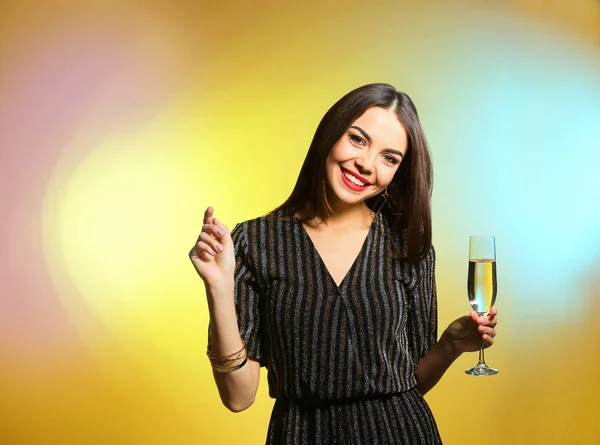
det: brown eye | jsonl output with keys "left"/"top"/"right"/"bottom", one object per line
{"left": 383, "top": 154, "right": 399, "bottom": 165}
{"left": 349, "top": 134, "right": 365, "bottom": 146}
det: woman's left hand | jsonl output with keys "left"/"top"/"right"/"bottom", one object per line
{"left": 441, "top": 307, "right": 498, "bottom": 355}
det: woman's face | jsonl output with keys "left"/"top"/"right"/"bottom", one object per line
{"left": 325, "top": 106, "right": 408, "bottom": 210}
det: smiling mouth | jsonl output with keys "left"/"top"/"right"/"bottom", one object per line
{"left": 340, "top": 167, "right": 371, "bottom": 189}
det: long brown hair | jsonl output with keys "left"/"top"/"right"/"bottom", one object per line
{"left": 274, "top": 83, "right": 433, "bottom": 264}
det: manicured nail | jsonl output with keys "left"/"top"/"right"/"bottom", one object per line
{"left": 478, "top": 326, "right": 485, "bottom": 332}
{"left": 216, "top": 244, "right": 223, "bottom": 252}
{"left": 217, "top": 229, "right": 224, "bottom": 237}
{"left": 209, "top": 248, "right": 216, "bottom": 256}
{"left": 478, "top": 318, "right": 485, "bottom": 324}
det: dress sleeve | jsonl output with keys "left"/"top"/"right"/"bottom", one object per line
{"left": 229, "top": 223, "right": 265, "bottom": 366}
{"left": 407, "top": 246, "right": 438, "bottom": 363}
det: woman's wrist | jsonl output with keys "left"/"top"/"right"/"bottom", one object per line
{"left": 438, "top": 332, "right": 462, "bottom": 362}
{"left": 205, "top": 278, "right": 234, "bottom": 300}
{"left": 206, "top": 287, "right": 235, "bottom": 321}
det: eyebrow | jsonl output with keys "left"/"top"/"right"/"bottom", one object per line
{"left": 349, "top": 125, "right": 404, "bottom": 158}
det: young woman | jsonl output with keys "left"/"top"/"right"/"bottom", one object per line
{"left": 189, "top": 83, "right": 498, "bottom": 444}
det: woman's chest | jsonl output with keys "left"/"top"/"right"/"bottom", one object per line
{"left": 256, "top": 232, "right": 412, "bottom": 342}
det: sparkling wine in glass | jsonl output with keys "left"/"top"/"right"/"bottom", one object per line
{"left": 465, "top": 236, "right": 498, "bottom": 376}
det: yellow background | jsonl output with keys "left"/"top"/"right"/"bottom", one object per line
{"left": 1, "top": 0, "right": 599, "bottom": 443}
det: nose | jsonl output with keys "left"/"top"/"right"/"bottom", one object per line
{"left": 354, "top": 152, "right": 376, "bottom": 174}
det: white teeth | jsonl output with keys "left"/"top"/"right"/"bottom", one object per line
{"left": 344, "top": 171, "right": 365, "bottom": 187}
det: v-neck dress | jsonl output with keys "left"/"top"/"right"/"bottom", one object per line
{"left": 229, "top": 210, "right": 441, "bottom": 444}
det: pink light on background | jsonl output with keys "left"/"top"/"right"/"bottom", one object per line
{"left": 0, "top": 12, "right": 192, "bottom": 353}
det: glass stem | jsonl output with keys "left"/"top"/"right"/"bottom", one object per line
{"left": 478, "top": 342, "right": 485, "bottom": 365}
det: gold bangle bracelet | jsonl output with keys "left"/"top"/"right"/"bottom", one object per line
{"left": 211, "top": 355, "right": 248, "bottom": 373}
{"left": 206, "top": 338, "right": 246, "bottom": 360}
{"left": 209, "top": 350, "right": 246, "bottom": 367}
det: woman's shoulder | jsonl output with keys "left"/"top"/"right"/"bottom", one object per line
{"left": 231, "top": 208, "right": 294, "bottom": 239}
{"left": 230, "top": 209, "right": 295, "bottom": 269}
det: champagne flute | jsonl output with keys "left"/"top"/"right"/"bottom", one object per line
{"left": 465, "top": 236, "right": 498, "bottom": 376}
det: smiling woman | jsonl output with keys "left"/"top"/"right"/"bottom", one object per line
{"left": 188, "top": 83, "right": 499, "bottom": 444}
{"left": 326, "top": 107, "right": 407, "bottom": 206}
{"left": 278, "top": 84, "right": 434, "bottom": 263}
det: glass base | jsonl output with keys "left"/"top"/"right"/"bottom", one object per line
{"left": 465, "top": 362, "right": 499, "bottom": 376}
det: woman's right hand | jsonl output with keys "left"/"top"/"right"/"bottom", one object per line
{"left": 189, "top": 206, "right": 235, "bottom": 290}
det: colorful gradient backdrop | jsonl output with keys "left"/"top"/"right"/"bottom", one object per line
{"left": 1, "top": 0, "right": 599, "bottom": 443}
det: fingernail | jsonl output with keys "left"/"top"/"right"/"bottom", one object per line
{"left": 478, "top": 326, "right": 485, "bottom": 332}
{"left": 216, "top": 244, "right": 223, "bottom": 252}
{"left": 478, "top": 318, "right": 485, "bottom": 324}
{"left": 217, "top": 229, "right": 224, "bottom": 237}
{"left": 209, "top": 248, "right": 216, "bottom": 256}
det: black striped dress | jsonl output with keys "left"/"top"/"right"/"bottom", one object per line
{"left": 230, "top": 210, "right": 442, "bottom": 444}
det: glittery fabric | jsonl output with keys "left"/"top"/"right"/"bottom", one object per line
{"left": 228, "top": 210, "right": 441, "bottom": 444}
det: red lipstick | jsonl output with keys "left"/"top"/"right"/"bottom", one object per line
{"left": 340, "top": 167, "right": 371, "bottom": 192}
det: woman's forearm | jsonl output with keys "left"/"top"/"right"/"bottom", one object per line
{"left": 416, "top": 334, "right": 461, "bottom": 395}
{"left": 207, "top": 282, "right": 260, "bottom": 412}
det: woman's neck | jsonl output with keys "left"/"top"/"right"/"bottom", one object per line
{"left": 311, "top": 202, "right": 372, "bottom": 230}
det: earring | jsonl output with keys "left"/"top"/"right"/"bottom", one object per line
{"left": 371, "top": 187, "right": 390, "bottom": 216}
{"left": 370, "top": 186, "right": 401, "bottom": 221}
